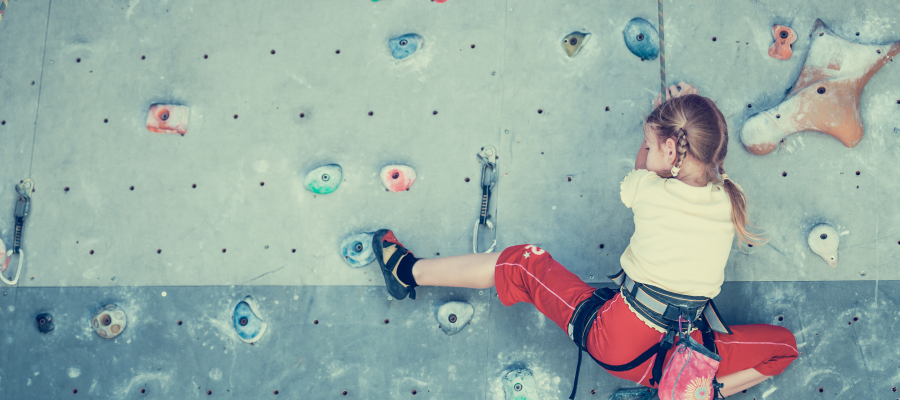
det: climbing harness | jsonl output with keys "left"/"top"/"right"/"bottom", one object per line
{"left": 472, "top": 146, "right": 497, "bottom": 253}
{"left": 2, "top": 178, "right": 33, "bottom": 286}
{"left": 566, "top": 270, "right": 729, "bottom": 399}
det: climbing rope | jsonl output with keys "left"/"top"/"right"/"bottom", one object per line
{"left": 658, "top": 0, "right": 666, "bottom": 101}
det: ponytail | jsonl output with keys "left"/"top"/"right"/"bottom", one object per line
{"left": 719, "top": 166, "right": 768, "bottom": 250}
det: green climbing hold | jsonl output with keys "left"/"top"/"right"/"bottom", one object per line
{"left": 304, "top": 164, "right": 342, "bottom": 194}
{"left": 503, "top": 369, "right": 540, "bottom": 400}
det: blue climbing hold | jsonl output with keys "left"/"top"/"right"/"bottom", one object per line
{"left": 623, "top": 18, "right": 659, "bottom": 60}
{"left": 389, "top": 34, "right": 423, "bottom": 60}
{"left": 233, "top": 296, "right": 267, "bottom": 343}
{"left": 304, "top": 164, "right": 342, "bottom": 194}
{"left": 340, "top": 232, "right": 376, "bottom": 268}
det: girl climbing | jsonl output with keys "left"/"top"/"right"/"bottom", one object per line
{"left": 372, "top": 82, "right": 798, "bottom": 398}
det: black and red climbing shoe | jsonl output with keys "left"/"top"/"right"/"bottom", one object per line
{"left": 372, "top": 229, "right": 416, "bottom": 300}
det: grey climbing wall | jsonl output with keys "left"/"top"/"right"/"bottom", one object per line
{"left": 1, "top": 0, "right": 899, "bottom": 398}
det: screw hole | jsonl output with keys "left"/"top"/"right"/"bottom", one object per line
{"left": 537, "top": 109, "right": 543, "bottom": 114}
{"left": 89, "top": 250, "right": 94, "bottom": 255}
{"left": 104, "top": 118, "right": 108, "bottom": 123}
{"left": 368, "top": 111, "right": 373, "bottom": 116}
{"left": 605, "top": 106, "right": 610, "bottom": 111}
{"left": 465, "top": 177, "right": 470, "bottom": 182}
{"left": 130, "top": 186, "right": 134, "bottom": 191}
{"left": 204, "top": 54, "right": 208, "bottom": 59}
{"left": 292, "top": 249, "right": 296, "bottom": 253}
{"left": 855, "top": 171, "right": 860, "bottom": 175}
{"left": 336, "top": 50, "right": 341, "bottom": 54}
{"left": 782, "top": 172, "right": 787, "bottom": 177}
{"left": 207, "top": 390, "right": 212, "bottom": 395}
{"left": 876, "top": 49, "right": 881, "bottom": 54}
{"left": 471, "top": 44, "right": 475, "bottom": 48}
{"left": 856, "top": 32, "right": 860, "bottom": 36}
{"left": 192, "top": 184, "right": 197, "bottom": 188}
{"left": 1, "top": 121, "right": 5, "bottom": 125}
{"left": 299, "top": 113, "right": 305, "bottom": 118}
{"left": 222, "top": 249, "right": 226, "bottom": 253}
{"left": 712, "top": 37, "right": 717, "bottom": 41}
{"left": 747, "top": 104, "right": 752, "bottom": 108}
{"left": 273, "top": 390, "right": 279, "bottom": 395}
{"left": 818, "top": 387, "right": 824, "bottom": 393}
{"left": 64, "top": 187, "right": 70, "bottom": 192}
{"left": 779, "top": 31, "right": 788, "bottom": 39}
{"left": 343, "top": 391, "right": 348, "bottom": 396}
{"left": 853, "top": 316, "right": 859, "bottom": 321}
{"left": 777, "top": 315, "right": 784, "bottom": 321}
{"left": 140, "top": 388, "right": 146, "bottom": 394}
{"left": 177, "top": 320, "right": 182, "bottom": 325}
{"left": 233, "top": 114, "right": 238, "bottom": 119}
{"left": 433, "top": 110, "right": 438, "bottom": 115}
{"left": 567, "top": 176, "right": 572, "bottom": 182}
{"left": 313, "top": 319, "right": 319, "bottom": 324}
{"left": 384, "top": 319, "right": 389, "bottom": 324}
{"left": 270, "top": 50, "right": 276, "bottom": 54}
{"left": 260, "top": 182, "right": 265, "bottom": 186}
{"left": 817, "top": 86, "right": 826, "bottom": 94}
{"left": 412, "top": 390, "right": 417, "bottom": 395}
{"left": 141, "top": 55, "right": 146, "bottom": 60}
{"left": 599, "top": 244, "right": 604, "bottom": 249}
{"left": 73, "top": 389, "right": 78, "bottom": 394}
{"left": 776, "top": 114, "right": 780, "bottom": 119}
{"left": 637, "top": 33, "right": 645, "bottom": 41}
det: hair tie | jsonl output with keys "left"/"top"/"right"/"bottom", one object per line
{"left": 721, "top": 174, "right": 730, "bottom": 182}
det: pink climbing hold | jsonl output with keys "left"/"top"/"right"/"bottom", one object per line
{"left": 380, "top": 165, "right": 417, "bottom": 192}
{"left": 741, "top": 19, "right": 900, "bottom": 155}
{"left": 433, "top": 0, "right": 447, "bottom": 3}
{"left": 768, "top": 25, "right": 796, "bottom": 60}
{"left": 146, "top": 104, "right": 190, "bottom": 135}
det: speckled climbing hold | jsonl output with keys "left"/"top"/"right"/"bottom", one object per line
{"left": 741, "top": 19, "right": 900, "bottom": 155}
{"left": 389, "top": 34, "right": 423, "bottom": 60}
{"left": 92, "top": 304, "right": 126, "bottom": 339}
{"left": 146, "top": 104, "right": 190, "bottom": 135}
{"left": 233, "top": 296, "right": 267, "bottom": 343}
{"left": 36, "top": 312, "right": 54, "bottom": 334}
{"left": 0, "top": 238, "right": 9, "bottom": 273}
{"left": 768, "top": 25, "right": 797, "bottom": 60}
{"left": 623, "top": 18, "right": 659, "bottom": 61}
{"left": 340, "top": 232, "right": 376, "bottom": 268}
{"left": 304, "top": 164, "right": 342, "bottom": 194}
{"left": 562, "top": 32, "right": 590, "bottom": 57}
{"left": 808, "top": 224, "right": 839, "bottom": 268}
{"left": 503, "top": 368, "right": 540, "bottom": 400}
{"left": 437, "top": 301, "right": 474, "bottom": 336}
{"left": 380, "top": 165, "right": 417, "bottom": 192}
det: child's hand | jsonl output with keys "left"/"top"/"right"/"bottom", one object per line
{"left": 653, "top": 81, "right": 700, "bottom": 109}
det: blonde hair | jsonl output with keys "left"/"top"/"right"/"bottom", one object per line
{"left": 645, "top": 94, "right": 767, "bottom": 249}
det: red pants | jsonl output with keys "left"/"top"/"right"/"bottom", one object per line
{"left": 494, "top": 244, "right": 798, "bottom": 387}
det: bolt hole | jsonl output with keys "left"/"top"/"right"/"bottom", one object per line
{"left": 384, "top": 319, "right": 389, "bottom": 324}
{"left": 233, "top": 114, "right": 238, "bottom": 119}
{"left": 299, "top": 113, "right": 305, "bottom": 118}
{"left": 292, "top": 249, "right": 296, "bottom": 253}
{"left": 392, "top": 173, "right": 400, "bottom": 179}
{"left": 76, "top": 58, "right": 81, "bottom": 63}
{"left": 260, "top": 182, "right": 265, "bottom": 186}
{"left": 130, "top": 186, "right": 134, "bottom": 191}
{"left": 177, "top": 320, "right": 182, "bottom": 325}
{"left": 637, "top": 33, "right": 645, "bottom": 41}
{"left": 776, "top": 114, "right": 780, "bottom": 119}
{"left": 192, "top": 184, "right": 197, "bottom": 188}
{"left": 599, "top": 244, "right": 604, "bottom": 249}
{"left": 591, "top": 389, "right": 596, "bottom": 395}
{"left": 90, "top": 250, "right": 94, "bottom": 255}
{"left": 605, "top": 106, "right": 610, "bottom": 111}
{"left": 567, "top": 176, "right": 572, "bottom": 182}
{"left": 465, "top": 177, "right": 470, "bottom": 182}
{"left": 336, "top": 50, "right": 341, "bottom": 54}
{"left": 537, "top": 109, "right": 543, "bottom": 114}
{"left": 270, "top": 50, "right": 276, "bottom": 54}
{"left": 273, "top": 390, "right": 279, "bottom": 395}
{"left": 782, "top": 172, "right": 787, "bottom": 177}
{"left": 432, "top": 110, "right": 438, "bottom": 115}
{"left": 1, "top": 121, "right": 5, "bottom": 125}
{"left": 141, "top": 55, "right": 146, "bottom": 60}
{"left": 207, "top": 390, "right": 212, "bottom": 395}
{"left": 817, "top": 86, "right": 826, "bottom": 94}
{"left": 104, "top": 118, "right": 108, "bottom": 123}
{"left": 892, "top": 387, "right": 897, "bottom": 392}
{"left": 818, "top": 387, "right": 824, "bottom": 393}
{"left": 853, "top": 316, "right": 859, "bottom": 322}
{"left": 314, "top": 319, "right": 319, "bottom": 324}
{"left": 780, "top": 31, "right": 788, "bottom": 39}
{"left": 368, "top": 111, "right": 373, "bottom": 116}
{"left": 856, "top": 32, "right": 860, "bottom": 36}
{"left": 471, "top": 44, "right": 475, "bottom": 48}
{"left": 73, "top": 389, "right": 78, "bottom": 394}
{"left": 412, "top": 390, "right": 417, "bottom": 395}
{"left": 343, "top": 391, "right": 348, "bottom": 396}
{"left": 855, "top": 171, "right": 860, "bottom": 175}
{"left": 222, "top": 249, "right": 226, "bottom": 253}
{"left": 64, "top": 187, "right": 70, "bottom": 192}
{"left": 876, "top": 49, "right": 881, "bottom": 54}
{"left": 747, "top": 104, "right": 752, "bottom": 108}
{"left": 712, "top": 37, "right": 717, "bottom": 41}
{"left": 820, "top": 233, "right": 828, "bottom": 240}
{"left": 778, "top": 315, "right": 784, "bottom": 321}
{"left": 204, "top": 54, "right": 208, "bottom": 59}
{"left": 140, "top": 388, "right": 146, "bottom": 394}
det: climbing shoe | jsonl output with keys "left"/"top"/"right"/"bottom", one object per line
{"left": 372, "top": 229, "right": 416, "bottom": 300}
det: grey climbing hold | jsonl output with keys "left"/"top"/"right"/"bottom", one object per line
{"left": 436, "top": 301, "right": 474, "bottom": 336}
{"left": 340, "top": 232, "right": 376, "bottom": 268}
{"left": 503, "top": 368, "right": 540, "bottom": 400}
{"left": 808, "top": 224, "right": 839, "bottom": 267}
{"left": 389, "top": 34, "right": 423, "bottom": 60}
{"left": 36, "top": 312, "right": 54, "bottom": 334}
{"left": 92, "top": 304, "right": 127, "bottom": 339}
{"left": 623, "top": 18, "right": 659, "bottom": 60}
{"left": 562, "top": 32, "right": 590, "bottom": 57}
{"left": 233, "top": 296, "right": 267, "bottom": 343}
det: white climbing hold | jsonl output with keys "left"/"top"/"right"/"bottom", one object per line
{"left": 503, "top": 368, "right": 540, "bottom": 400}
{"left": 808, "top": 224, "right": 839, "bottom": 268}
{"left": 92, "top": 304, "right": 127, "bottom": 339}
{"left": 436, "top": 301, "right": 474, "bottom": 336}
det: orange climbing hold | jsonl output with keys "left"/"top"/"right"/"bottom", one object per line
{"left": 146, "top": 104, "right": 190, "bottom": 135}
{"left": 741, "top": 19, "right": 900, "bottom": 155}
{"left": 768, "top": 25, "right": 796, "bottom": 60}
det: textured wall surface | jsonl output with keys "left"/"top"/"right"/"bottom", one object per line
{"left": 0, "top": 0, "right": 898, "bottom": 398}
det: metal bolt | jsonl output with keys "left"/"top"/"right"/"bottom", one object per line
{"left": 570, "top": 37, "right": 578, "bottom": 45}
{"left": 321, "top": 174, "right": 330, "bottom": 181}
{"left": 820, "top": 233, "right": 827, "bottom": 240}
{"left": 161, "top": 113, "right": 169, "bottom": 121}
{"left": 239, "top": 317, "right": 249, "bottom": 326}
{"left": 448, "top": 314, "right": 457, "bottom": 323}
{"left": 514, "top": 383, "right": 523, "bottom": 391}
{"left": 400, "top": 40, "right": 408, "bottom": 46}
{"left": 780, "top": 30, "right": 789, "bottom": 39}
{"left": 479, "top": 291, "right": 484, "bottom": 295}
{"left": 637, "top": 33, "right": 645, "bottom": 41}
{"left": 355, "top": 243, "right": 363, "bottom": 252}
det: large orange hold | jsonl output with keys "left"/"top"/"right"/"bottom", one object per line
{"left": 146, "top": 104, "right": 190, "bottom": 135}
{"left": 768, "top": 25, "right": 796, "bottom": 60}
{"left": 741, "top": 20, "right": 900, "bottom": 155}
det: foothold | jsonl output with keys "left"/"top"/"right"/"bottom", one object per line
{"left": 92, "top": 304, "right": 127, "bottom": 339}
{"left": 36, "top": 313, "right": 54, "bottom": 333}
{"left": 741, "top": 20, "right": 900, "bottom": 155}
{"left": 340, "top": 232, "right": 376, "bottom": 268}
{"left": 304, "top": 164, "right": 342, "bottom": 194}
{"left": 233, "top": 296, "right": 267, "bottom": 343}
{"left": 380, "top": 165, "right": 417, "bottom": 192}
{"left": 808, "top": 224, "right": 839, "bottom": 268}
{"left": 768, "top": 25, "right": 797, "bottom": 60}
{"left": 561, "top": 32, "right": 590, "bottom": 57}
{"left": 436, "top": 301, "right": 474, "bottom": 336}
{"left": 623, "top": 18, "right": 659, "bottom": 60}
{"left": 389, "top": 34, "right": 424, "bottom": 60}
{"left": 503, "top": 368, "right": 540, "bottom": 400}
{"left": 146, "top": 104, "right": 190, "bottom": 135}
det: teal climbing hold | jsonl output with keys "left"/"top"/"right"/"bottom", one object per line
{"left": 623, "top": 18, "right": 659, "bottom": 60}
{"left": 233, "top": 296, "right": 267, "bottom": 343}
{"left": 304, "top": 164, "right": 342, "bottom": 194}
{"left": 503, "top": 369, "right": 540, "bottom": 400}
{"left": 389, "top": 34, "right": 423, "bottom": 60}
{"left": 340, "top": 232, "right": 376, "bottom": 268}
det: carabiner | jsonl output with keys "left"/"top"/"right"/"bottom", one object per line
{"left": 473, "top": 147, "right": 498, "bottom": 253}
{"left": 3, "top": 179, "right": 33, "bottom": 285}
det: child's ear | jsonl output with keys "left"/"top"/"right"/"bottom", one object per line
{"left": 665, "top": 138, "right": 677, "bottom": 165}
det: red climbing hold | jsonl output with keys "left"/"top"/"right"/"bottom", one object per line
{"left": 146, "top": 104, "right": 190, "bottom": 135}
{"left": 380, "top": 165, "right": 417, "bottom": 192}
{"left": 768, "top": 25, "right": 796, "bottom": 60}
